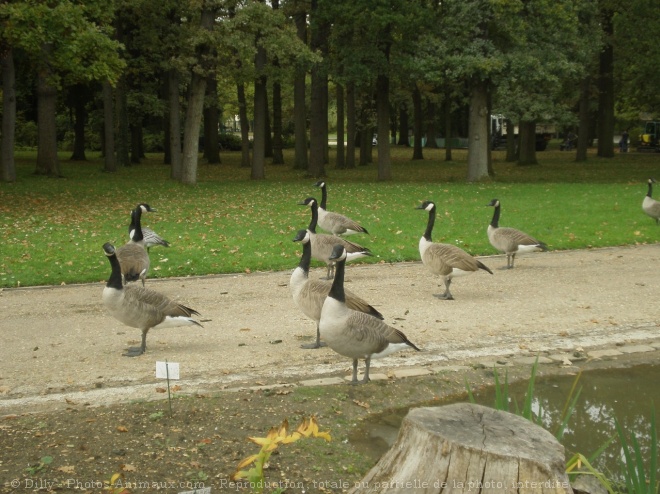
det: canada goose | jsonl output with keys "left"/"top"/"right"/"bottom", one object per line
{"left": 486, "top": 198, "right": 548, "bottom": 269}
{"left": 313, "top": 181, "right": 369, "bottom": 236}
{"left": 116, "top": 206, "right": 150, "bottom": 286}
{"left": 642, "top": 178, "right": 660, "bottom": 224}
{"left": 129, "top": 203, "right": 171, "bottom": 251}
{"left": 291, "top": 229, "right": 383, "bottom": 349}
{"left": 102, "top": 242, "right": 202, "bottom": 357}
{"left": 319, "top": 244, "right": 420, "bottom": 384}
{"left": 417, "top": 201, "right": 493, "bottom": 300}
{"left": 298, "top": 197, "right": 372, "bottom": 279}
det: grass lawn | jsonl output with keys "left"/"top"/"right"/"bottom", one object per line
{"left": 0, "top": 144, "right": 658, "bottom": 288}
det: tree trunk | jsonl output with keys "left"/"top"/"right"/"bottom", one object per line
{"left": 204, "top": 76, "right": 221, "bottom": 164}
{"left": 376, "top": 73, "right": 391, "bottom": 180}
{"left": 335, "top": 84, "right": 345, "bottom": 169}
{"left": 397, "top": 104, "right": 409, "bottom": 147}
{"left": 115, "top": 78, "right": 130, "bottom": 167}
{"left": 35, "top": 71, "right": 61, "bottom": 177}
{"left": 130, "top": 123, "right": 141, "bottom": 164}
{"left": 517, "top": 120, "right": 538, "bottom": 166}
{"left": 163, "top": 78, "right": 171, "bottom": 165}
{"left": 168, "top": 69, "right": 182, "bottom": 180}
{"left": 237, "top": 83, "right": 250, "bottom": 168}
{"left": 426, "top": 99, "right": 438, "bottom": 148}
{"left": 597, "top": 8, "right": 615, "bottom": 158}
{"left": 181, "top": 8, "right": 214, "bottom": 185}
{"left": 412, "top": 86, "right": 424, "bottom": 160}
{"left": 505, "top": 118, "right": 517, "bottom": 162}
{"left": 293, "top": 10, "right": 308, "bottom": 171}
{"left": 181, "top": 71, "right": 206, "bottom": 185}
{"left": 1, "top": 47, "right": 16, "bottom": 182}
{"left": 102, "top": 81, "right": 116, "bottom": 173}
{"left": 345, "top": 83, "right": 356, "bottom": 169}
{"left": 308, "top": 0, "right": 327, "bottom": 178}
{"left": 576, "top": 77, "right": 590, "bottom": 163}
{"left": 443, "top": 90, "right": 452, "bottom": 161}
{"left": 272, "top": 77, "right": 284, "bottom": 165}
{"left": 252, "top": 43, "right": 267, "bottom": 180}
{"left": 466, "top": 80, "right": 489, "bottom": 181}
{"left": 351, "top": 404, "right": 572, "bottom": 494}
{"left": 70, "top": 85, "right": 87, "bottom": 161}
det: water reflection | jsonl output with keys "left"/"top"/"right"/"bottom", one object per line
{"left": 349, "top": 364, "right": 659, "bottom": 479}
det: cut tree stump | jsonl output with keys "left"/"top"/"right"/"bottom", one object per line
{"left": 350, "top": 403, "right": 573, "bottom": 493}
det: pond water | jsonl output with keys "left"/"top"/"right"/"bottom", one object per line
{"left": 349, "top": 364, "right": 659, "bottom": 480}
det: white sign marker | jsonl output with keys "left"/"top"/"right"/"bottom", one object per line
{"left": 156, "top": 361, "right": 180, "bottom": 380}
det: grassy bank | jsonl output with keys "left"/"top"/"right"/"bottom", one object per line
{"left": 1, "top": 146, "right": 658, "bottom": 288}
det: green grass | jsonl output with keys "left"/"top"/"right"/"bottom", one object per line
{"left": 0, "top": 145, "right": 658, "bottom": 288}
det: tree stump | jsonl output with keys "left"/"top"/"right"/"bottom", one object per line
{"left": 350, "top": 403, "right": 573, "bottom": 494}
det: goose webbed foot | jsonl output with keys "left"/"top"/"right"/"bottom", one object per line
{"left": 433, "top": 292, "right": 454, "bottom": 300}
{"left": 122, "top": 346, "right": 145, "bottom": 357}
{"left": 301, "top": 341, "right": 327, "bottom": 349}
{"left": 301, "top": 327, "right": 327, "bottom": 349}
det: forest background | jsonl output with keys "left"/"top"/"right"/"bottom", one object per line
{"left": 0, "top": 0, "right": 658, "bottom": 186}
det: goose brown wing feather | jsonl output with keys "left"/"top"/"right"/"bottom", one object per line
{"left": 495, "top": 227, "right": 543, "bottom": 247}
{"left": 424, "top": 243, "right": 479, "bottom": 272}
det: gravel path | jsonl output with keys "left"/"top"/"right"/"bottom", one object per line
{"left": 1, "top": 244, "right": 658, "bottom": 414}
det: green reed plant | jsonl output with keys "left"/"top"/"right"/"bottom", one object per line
{"left": 615, "top": 404, "right": 658, "bottom": 494}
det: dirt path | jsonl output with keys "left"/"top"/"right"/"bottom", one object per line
{"left": 1, "top": 244, "right": 659, "bottom": 415}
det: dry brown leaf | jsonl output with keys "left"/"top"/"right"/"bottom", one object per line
{"left": 171, "top": 385, "right": 182, "bottom": 392}
{"left": 116, "top": 425, "right": 129, "bottom": 433}
{"left": 155, "top": 387, "right": 167, "bottom": 393}
{"left": 276, "top": 389, "right": 292, "bottom": 395}
{"left": 198, "top": 438, "right": 212, "bottom": 444}
{"left": 57, "top": 466, "right": 75, "bottom": 474}
{"left": 120, "top": 464, "right": 136, "bottom": 472}
{"left": 353, "top": 400, "right": 370, "bottom": 409}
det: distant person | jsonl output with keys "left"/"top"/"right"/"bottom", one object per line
{"left": 619, "top": 129, "right": 629, "bottom": 153}
{"left": 561, "top": 131, "right": 577, "bottom": 151}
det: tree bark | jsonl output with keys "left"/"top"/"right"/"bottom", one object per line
{"left": 443, "top": 90, "right": 452, "bottom": 161}
{"left": 237, "top": 83, "right": 250, "bottom": 168}
{"left": 376, "top": 73, "right": 391, "bottom": 180}
{"left": 576, "top": 77, "right": 590, "bottom": 163}
{"left": 517, "top": 120, "right": 538, "bottom": 166}
{"left": 505, "top": 118, "right": 517, "bottom": 162}
{"left": 397, "top": 104, "right": 409, "bottom": 147}
{"left": 467, "top": 80, "right": 489, "bottom": 181}
{"left": 181, "top": 8, "right": 214, "bottom": 185}
{"left": 130, "top": 123, "right": 141, "bottom": 164}
{"left": 35, "top": 71, "right": 61, "bottom": 177}
{"left": 308, "top": 0, "right": 327, "bottom": 178}
{"left": 182, "top": 72, "right": 206, "bottom": 185}
{"left": 115, "top": 78, "right": 130, "bottom": 167}
{"left": 204, "top": 76, "right": 221, "bottom": 164}
{"left": 293, "top": 9, "right": 308, "bottom": 171}
{"left": 345, "top": 83, "right": 356, "bottom": 169}
{"left": 168, "top": 69, "right": 182, "bottom": 180}
{"left": 1, "top": 47, "right": 16, "bottom": 182}
{"left": 102, "top": 81, "right": 116, "bottom": 173}
{"left": 597, "top": 8, "right": 615, "bottom": 158}
{"left": 351, "top": 404, "right": 572, "bottom": 494}
{"left": 272, "top": 77, "right": 284, "bottom": 165}
{"left": 426, "top": 99, "right": 438, "bottom": 149}
{"left": 412, "top": 86, "right": 424, "bottom": 160}
{"left": 252, "top": 43, "right": 267, "bottom": 180}
{"left": 335, "top": 84, "right": 345, "bottom": 169}
{"left": 70, "top": 84, "right": 87, "bottom": 161}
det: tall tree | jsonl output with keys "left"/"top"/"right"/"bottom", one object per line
{"left": 0, "top": 0, "right": 123, "bottom": 177}
{"left": 181, "top": 6, "right": 215, "bottom": 185}
{"left": 1, "top": 46, "right": 16, "bottom": 182}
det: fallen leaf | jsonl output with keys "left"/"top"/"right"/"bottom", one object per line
{"left": 353, "top": 400, "right": 370, "bottom": 409}
{"left": 155, "top": 387, "right": 167, "bottom": 393}
{"left": 116, "top": 426, "right": 129, "bottom": 433}
{"left": 276, "top": 390, "right": 292, "bottom": 395}
{"left": 198, "top": 438, "right": 212, "bottom": 444}
{"left": 120, "top": 464, "right": 136, "bottom": 472}
{"left": 171, "top": 385, "right": 182, "bottom": 392}
{"left": 57, "top": 466, "right": 75, "bottom": 474}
